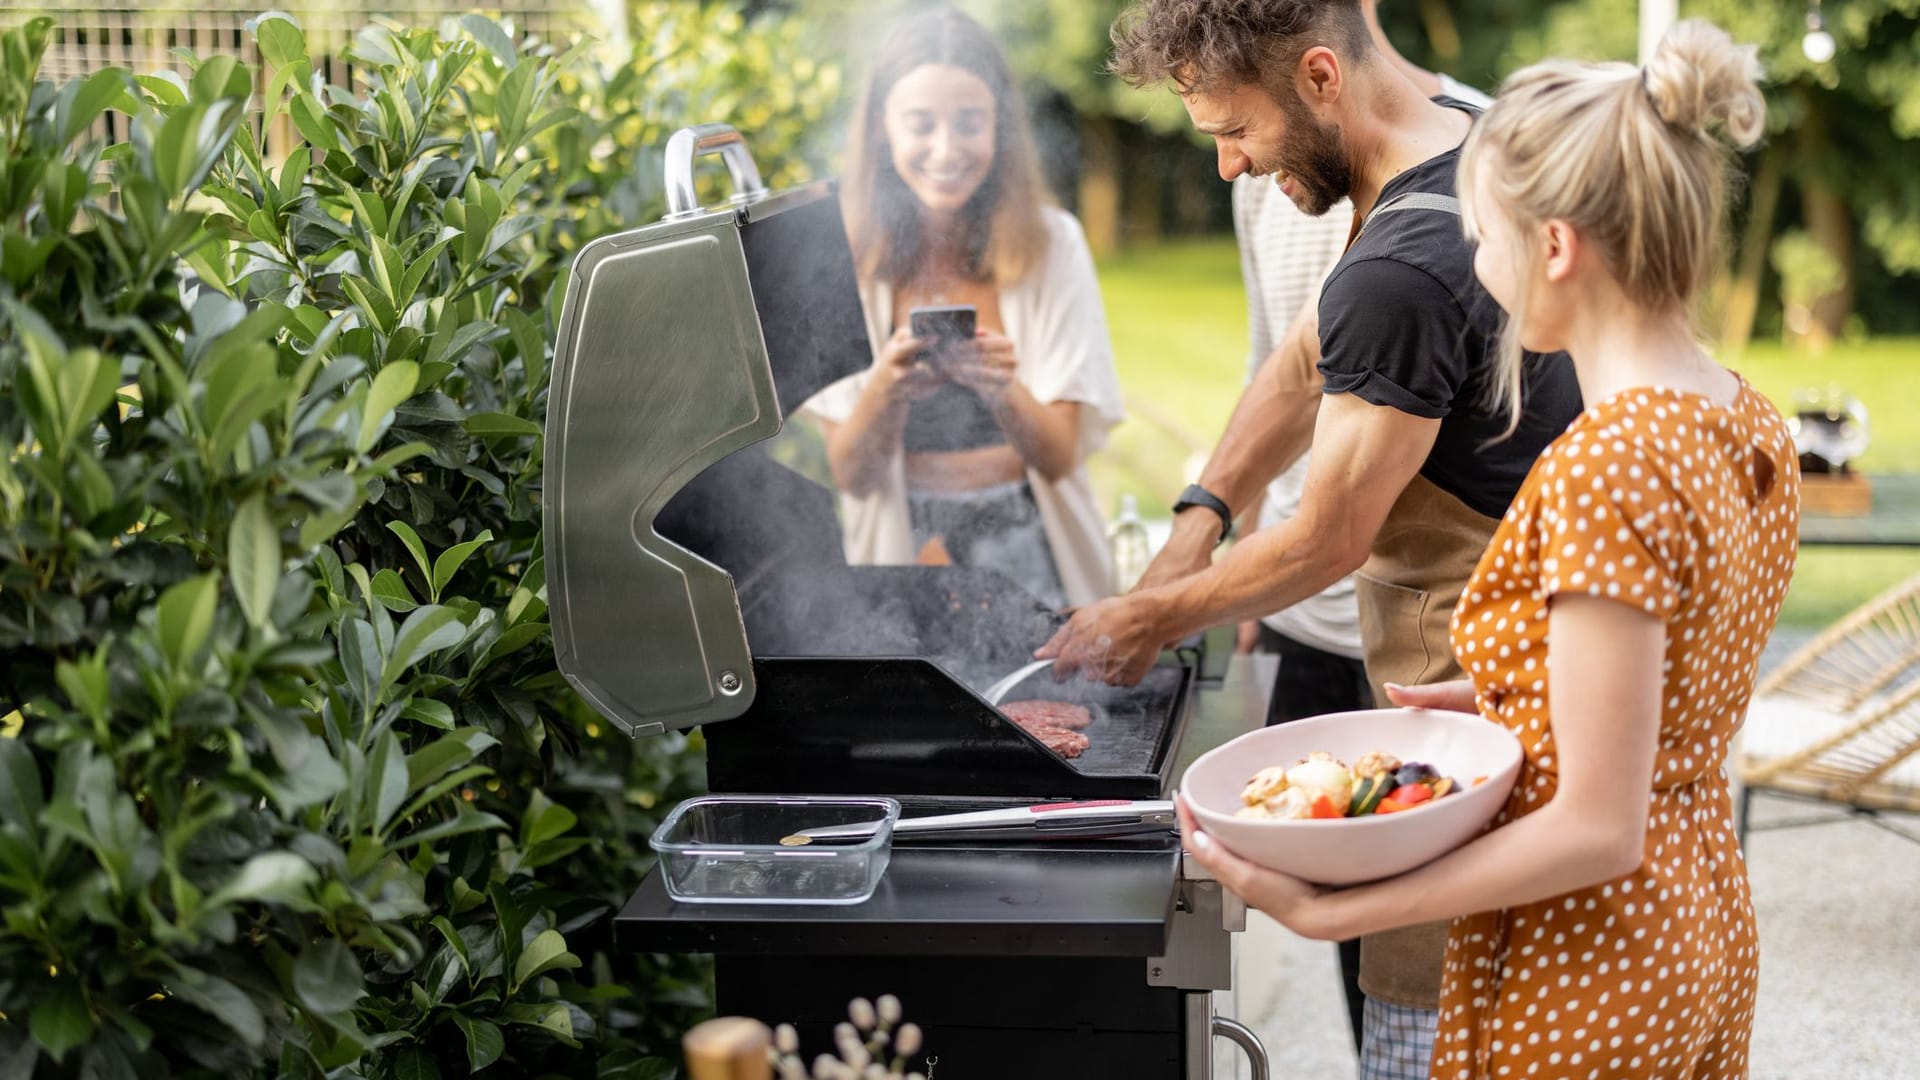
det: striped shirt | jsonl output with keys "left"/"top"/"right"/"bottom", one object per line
{"left": 1232, "top": 174, "right": 1363, "bottom": 658}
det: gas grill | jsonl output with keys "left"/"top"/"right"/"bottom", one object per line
{"left": 544, "top": 124, "right": 1270, "bottom": 1079}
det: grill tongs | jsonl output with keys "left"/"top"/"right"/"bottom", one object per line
{"left": 783, "top": 799, "right": 1176, "bottom": 846}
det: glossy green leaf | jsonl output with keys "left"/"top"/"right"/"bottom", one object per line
{"left": 520, "top": 788, "right": 577, "bottom": 847}
{"left": 165, "top": 966, "right": 266, "bottom": 1048}
{"left": 399, "top": 700, "right": 454, "bottom": 733}
{"left": 498, "top": 1001, "right": 573, "bottom": 1045}
{"left": 228, "top": 495, "right": 281, "bottom": 629}
{"left": 358, "top": 360, "right": 419, "bottom": 453}
{"left": 449, "top": 1013, "right": 504, "bottom": 1072}
{"left": 405, "top": 728, "right": 497, "bottom": 796}
{"left": 57, "top": 67, "right": 133, "bottom": 144}
{"left": 339, "top": 617, "right": 380, "bottom": 715}
{"left": 393, "top": 1046, "right": 442, "bottom": 1080}
{"left": 476, "top": 622, "right": 546, "bottom": 671}
{"left": 381, "top": 604, "right": 467, "bottom": 691}
{"left": 53, "top": 646, "right": 110, "bottom": 729}
{"left": 251, "top": 11, "right": 308, "bottom": 70}
{"left": 155, "top": 574, "right": 218, "bottom": 670}
{"left": 288, "top": 92, "right": 337, "bottom": 151}
{"left": 0, "top": 738, "right": 45, "bottom": 836}
{"left": 463, "top": 412, "right": 542, "bottom": 438}
{"left": 429, "top": 529, "right": 493, "bottom": 601}
{"left": 207, "top": 851, "right": 317, "bottom": 908}
{"left": 459, "top": 14, "right": 516, "bottom": 69}
{"left": 30, "top": 979, "right": 94, "bottom": 1062}
{"left": 190, "top": 54, "right": 250, "bottom": 102}
{"left": 394, "top": 764, "right": 490, "bottom": 826}
{"left": 369, "top": 567, "right": 417, "bottom": 612}
{"left": 293, "top": 939, "right": 363, "bottom": 1018}
{"left": 366, "top": 729, "right": 409, "bottom": 832}
{"left": 511, "top": 928, "right": 580, "bottom": 992}
{"left": 386, "top": 521, "right": 433, "bottom": 583}
{"left": 134, "top": 71, "right": 187, "bottom": 107}
{"left": 397, "top": 807, "right": 507, "bottom": 848}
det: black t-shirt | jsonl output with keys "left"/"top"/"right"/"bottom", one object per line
{"left": 1316, "top": 103, "right": 1582, "bottom": 519}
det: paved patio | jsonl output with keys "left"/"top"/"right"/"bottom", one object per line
{"left": 1212, "top": 631, "right": 1920, "bottom": 1079}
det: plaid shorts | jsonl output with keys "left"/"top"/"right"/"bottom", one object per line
{"left": 1359, "top": 998, "right": 1438, "bottom": 1080}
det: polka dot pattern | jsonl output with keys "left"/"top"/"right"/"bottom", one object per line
{"left": 1430, "top": 380, "right": 1801, "bottom": 1079}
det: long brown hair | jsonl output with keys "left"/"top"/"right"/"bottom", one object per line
{"left": 840, "top": 7, "right": 1051, "bottom": 288}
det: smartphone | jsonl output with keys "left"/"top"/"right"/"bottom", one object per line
{"left": 909, "top": 304, "right": 977, "bottom": 361}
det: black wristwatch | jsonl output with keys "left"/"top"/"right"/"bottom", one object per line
{"left": 1172, "top": 483, "right": 1234, "bottom": 546}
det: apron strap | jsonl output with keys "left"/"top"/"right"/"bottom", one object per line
{"left": 1357, "top": 190, "right": 1461, "bottom": 239}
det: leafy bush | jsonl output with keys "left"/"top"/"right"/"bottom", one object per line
{"left": 0, "top": 7, "right": 838, "bottom": 1077}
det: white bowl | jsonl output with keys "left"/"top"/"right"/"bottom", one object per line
{"left": 1180, "top": 708, "right": 1522, "bottom": 885}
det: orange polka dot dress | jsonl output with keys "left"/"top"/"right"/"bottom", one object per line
{"left": 1431, "top": 378, "right": 1800, "bottom": 1079}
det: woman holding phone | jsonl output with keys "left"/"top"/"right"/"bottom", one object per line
{"left": 803, "top": 6, "right": 1124, "bottom": 610}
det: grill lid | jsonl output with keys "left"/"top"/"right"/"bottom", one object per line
{"left": 543, "top": 125, "right": 871, "bottom": 736}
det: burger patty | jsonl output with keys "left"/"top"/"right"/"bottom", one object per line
{"left": 1000, "top": 700, "right": 1094, "bottom": 730}
{"left": 1026, "top": 724, "right": 1090, "bottom": 758}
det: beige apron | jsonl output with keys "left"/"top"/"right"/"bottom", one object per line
{"left": 1352, "top": 473, "right": 1500, "bottom": 1009}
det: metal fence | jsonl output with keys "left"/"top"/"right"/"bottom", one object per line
{"left": 2, "top": 2, "right": 603, "bottom": 156}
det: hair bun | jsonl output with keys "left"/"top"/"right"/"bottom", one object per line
{"left": 1642, "top": 19, "right": 1765, "bottom": 149}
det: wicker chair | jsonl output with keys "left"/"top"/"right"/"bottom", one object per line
{"left": 1735, "top": 572, "right": 1920, "bottom": 845}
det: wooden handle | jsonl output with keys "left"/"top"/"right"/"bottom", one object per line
{"left": 683, "top": 1016, "right": 774, "bottom": 1080}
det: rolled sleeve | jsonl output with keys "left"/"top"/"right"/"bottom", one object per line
{"left": 1317, "top": 257, "right": 1472, "bottom": 420}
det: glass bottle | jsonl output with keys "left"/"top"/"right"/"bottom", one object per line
{"left": 1109, "top": 493, "right": 1151, "bottom": 595}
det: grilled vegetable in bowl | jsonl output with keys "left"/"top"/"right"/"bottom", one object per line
{"left": 1234, "top": 750, "right": 1466, "bottom": 820}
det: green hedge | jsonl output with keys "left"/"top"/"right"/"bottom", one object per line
{"left": 0, "top": 7, "right": 837, "bottom": 1077}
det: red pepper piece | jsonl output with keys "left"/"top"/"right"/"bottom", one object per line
{"left": 1387, "top": 783, "right": 1432, "bottom": 805}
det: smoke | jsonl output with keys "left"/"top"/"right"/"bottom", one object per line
{"left": 781, "top": 0, "right": 1090, "bottom": 208}
{"left": 637, "top": 0, "right": 1097, "bottom": 686}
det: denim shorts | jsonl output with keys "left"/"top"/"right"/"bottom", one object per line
{"left": 907, "top": 480, "right": 1066, "bottom": 610}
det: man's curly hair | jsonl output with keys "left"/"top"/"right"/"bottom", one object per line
{"left": 1109, "top": 0, "right": 1371, "bottom": 96}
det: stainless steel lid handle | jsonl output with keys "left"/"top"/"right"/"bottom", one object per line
{"left": 664, "top": 123, "right": 769, "bottom": 218}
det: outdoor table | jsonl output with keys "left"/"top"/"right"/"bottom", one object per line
{"left": 1798, "top": 474, "right": 1920, "bottom": 547}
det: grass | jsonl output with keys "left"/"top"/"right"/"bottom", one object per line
{"left": 1090, "top": 239, "right": 1253, "bottom": 510}
{"left": 1091, "top": 236, "right": 1920, "bottom": 628}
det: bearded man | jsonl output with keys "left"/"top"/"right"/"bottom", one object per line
{"left": 1036, "top": 1, "right": 1583, "bottom": 1072}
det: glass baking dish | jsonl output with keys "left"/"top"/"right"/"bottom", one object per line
{"left": 648, "top": 794, "right": 900, "bottom": 905}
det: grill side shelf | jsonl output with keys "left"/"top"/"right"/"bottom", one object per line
{"left": 615, "top": 840, "right": 1180, "bottom": 957}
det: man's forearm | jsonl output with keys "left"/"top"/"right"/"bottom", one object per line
{"left": 1142, "top": 510, "right": 1366, "bottom": 644}
{"left": 1194, "top": 371, "right": 1318, "bottom": 512}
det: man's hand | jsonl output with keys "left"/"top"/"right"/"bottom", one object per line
{"left": 1033, "top": 593, "right": 1172, "bottom": 686}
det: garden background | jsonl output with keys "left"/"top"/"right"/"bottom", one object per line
{"left": 0, "top": 0, "right": 1914, "bottom": 1077}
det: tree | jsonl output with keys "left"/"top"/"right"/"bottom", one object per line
{"left": 1401, "top": 0, "right": 1920, "bottom": 348}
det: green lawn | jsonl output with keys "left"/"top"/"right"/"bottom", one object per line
{"left": 1092, "top": 237, "right": 1920, "bottom": 628}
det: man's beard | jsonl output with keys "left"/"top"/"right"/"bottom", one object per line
{"left": 1256, "top": 90, "right": 1352, "bottom": 217}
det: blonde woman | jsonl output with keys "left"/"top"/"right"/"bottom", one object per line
{"left": 1177, "top": 20, "right": 1798, "bottom": 1079}
{"left": 803, "top": 7, "right": 1124, "bottom": 609}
